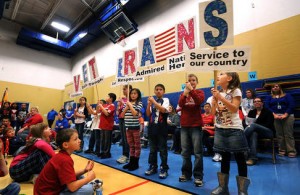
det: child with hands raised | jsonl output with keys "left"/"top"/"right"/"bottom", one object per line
{"left": 34, "top": 129, "right": 98, "bottom": 195}
{"left": 210, "top": 72, "right": 250, "bottom": 195}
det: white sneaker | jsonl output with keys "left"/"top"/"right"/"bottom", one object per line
{"left": 116, "top": 155, "right": 129, "bottom": 164}
{"left": 212, "top": 153, "right": 222, "bottom": 162}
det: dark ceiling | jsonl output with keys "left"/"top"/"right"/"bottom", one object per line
{"left": 0, "top": 0, "right": 150, "bottom": 58}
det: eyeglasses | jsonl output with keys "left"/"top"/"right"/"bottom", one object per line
{"left": 253, "top": 100, "right": 262, "bottom": 103}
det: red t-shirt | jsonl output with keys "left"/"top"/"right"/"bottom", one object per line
{"left": 201, "top": 113, "right": 215, "bottom": 135}
{"left": 99, "top": 103, "right": 115, "bottom": 130}
{"left": 34, "top": 150, "right": 76, "bottom": 195}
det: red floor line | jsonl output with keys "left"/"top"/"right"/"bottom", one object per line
{"left": 109, "top": 180, "right": 151, "bottom": 195}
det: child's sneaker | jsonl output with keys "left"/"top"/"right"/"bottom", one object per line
{"left": 116, "top": 155, "right": 129, "bottom": 164}
{"left": 194, "top": 178, "right": 203, "bottom": 187}
{"left": 179, "top": 175, "right": 191, "bottom": 182}
{"left": 159, "top": 168, "right": 168, "bottom": 179}
{"left": 145, "top": 165, "right": 157, "bottom": 175}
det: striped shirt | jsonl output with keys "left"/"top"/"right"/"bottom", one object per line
{"left": 124, "top": 101, "right": 143, "bottom": 130}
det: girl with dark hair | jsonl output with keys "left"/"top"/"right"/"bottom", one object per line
{"left": 121, "top": 88, "right": 143, "bottom": 171}
{"left": 74, "top": 96, "right": 89, "bottom": 152}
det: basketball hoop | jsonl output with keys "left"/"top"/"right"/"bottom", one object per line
{"left": 116, "top": 35, "right": 126, "bottom": 47}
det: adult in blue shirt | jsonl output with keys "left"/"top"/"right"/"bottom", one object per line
{"left": 55, "top": 111, "right": 69, "bottom": 132}
{"left": 47, "top": 108, "right": 58, "bottom": 128}
{"left": 265, "top": 83, "right": 296, "bottom": 158}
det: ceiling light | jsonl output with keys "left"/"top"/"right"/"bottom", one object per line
{"left": 120, "top": 0, "right": 129, "bottom": 5}
{"left": 41, "top": 35, "right": 58, "bottom": 43}
{"left": 51, "top": 21, "right": 70, "bottom": 32}
{"left": 78, "top": 32, "right": 87, "bottom": 38}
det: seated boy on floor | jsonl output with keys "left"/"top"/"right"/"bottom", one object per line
{"left": 34, "top": 128, "right": 97, "bottom": 195}
{"left": 2, "top": 127, "right": 25, "bottom": 156}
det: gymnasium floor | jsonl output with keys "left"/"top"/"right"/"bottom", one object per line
{"left": 1, "top": 135, "right": 300, "bottom": 195}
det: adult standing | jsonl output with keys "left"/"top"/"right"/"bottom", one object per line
{"left": 47, "top": 108, "right": 58, "bottom": 128}
{"left": 265, "top": 83, "right": 297, "bottom": 157}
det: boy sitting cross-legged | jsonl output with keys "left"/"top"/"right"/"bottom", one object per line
{"left": 34, "top": 128, "right": 97, "bottom": 195}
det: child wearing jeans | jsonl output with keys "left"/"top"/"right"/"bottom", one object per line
{"left": 34, "top": 129, "right": 96, "bottom": 195}
{"left": 121, "top": 88, "right": 143, "bottom": 171}
{"left": 145, "top": 84, "right": 170, "bottom": 179}
{"left": 211, "top": 72, "right": 250, "bottom": 195}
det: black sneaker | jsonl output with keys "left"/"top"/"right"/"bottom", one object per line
{"left": 145, "top": 165, "right": 157, "bottom": 175}
{"left": 179, "top": 175, "right": 191, "bottom": 182}
{"left": 159, "top": 168, "right": 168, "bottom": 179}
{"left": 194, "top": 178, "right": 203, "bottom": 187}
{"left": 84, "top": 149, "right": 94, "bottom": 154}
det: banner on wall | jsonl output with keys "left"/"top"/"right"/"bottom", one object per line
{"left": 88, "top": 57, "right": 99, "bottom": 80}
{"left": 135, "top": 64, "right": 166, "bottom": 77}
{"left": 166, "top": 53, "right": 186, "bottom": 72}
{"left": 185, "top": 47, "right": 251, "bottom": 72}
{"left": 81, "top": 76, "right": 104, "bottom": 90}
{"left": 70, "top": 74, "right": 83, "bottom": 98}
{"left": 81, "top": 57, "right": 104, "bottom": 90}
{"left": 138, "top": 35, "right": 156, "bottom": 67}
{"left": 199, "top": 0, "right": 233, "bottom": 48}
{"left": 123, "top": 47, "right": 138, "bottom": 76}
{"left": 177, "top": 17, "right": 196, "bottom": 53}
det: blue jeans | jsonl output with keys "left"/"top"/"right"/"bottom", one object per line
{"left": 0, "top": 182, "right": 20, "bottom": 195}
{"left": 60, "top": 176, "right": 94, "bottom": 195}
{"left": 245, "top": 123, "right": 273, "bottom": 159}
{"left": 148, "top": 132, "right": 168, "bottom": 169}
{"left": 180, "top": 127, "right": 203, "bottom": 179}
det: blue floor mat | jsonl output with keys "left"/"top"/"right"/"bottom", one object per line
{"left": 77, "top": 136, "right": 300, "bottom": 195}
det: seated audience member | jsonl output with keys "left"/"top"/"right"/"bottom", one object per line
{"left": 2, "top": 127, "right": 25, "bottom": 156}
{"left": 66, "top": 105, "right": 75, "bottom": 124}
{"left": 0, "top": 102, "right": 11, "bottom": 121}
{"left": 9, "top": 123, "right": 55, "bottom": 182}
{"left": 167, "top": 105, "right": 181, "bottom": 154}
{"left": 2, "top": 118, "right": 12, "bottom": 128}
{"left": 10, "top": 103, "right": 18, "bottom": 129}
{"left": 55, "top": 111, "right": 69, "bottom": 132}
{"left": 17, "top": 106, "right": 43, "bottom": 141}
{"left": 0, "top": 139, "right": 20, "bottom": 195}
{"left": 265, "top": 83, "right": 297, "bottom": 157}
{"left": 16, "top": 103, "right": 28, "bottom": 132}
{"left": 241, "top": 89, "right": 256, "bottom": 117}
{"left": 34, "top": 129, "right": 96, "bottom": 195}
{"left": 244, "top": 97, "right": 275, "bottom": 165}
{"left": 0, "top": 124, "right": 6, "bottom": 138}
{"left": 201, "top": 103, "right": 215, "bottom": 156}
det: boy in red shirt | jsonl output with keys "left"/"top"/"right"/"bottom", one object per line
{"left": 34, "top": 129, "right": 96, "bottom": 195}
{"left": 98, "top": 93, "right": 116, "bottom": 159}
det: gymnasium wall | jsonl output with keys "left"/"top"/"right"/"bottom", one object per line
{"left": 0, "top": 80, "right": 63, "bottom": 122}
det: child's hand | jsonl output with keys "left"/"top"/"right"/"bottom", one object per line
{"left": 148, "top": 96, "right": 155, "bottom": 103}
{"left": 85, "top": 161, "right": 94, "bottom": 172}
{"left": 86, "top": 170, "right": 96, "bottom": 181}
{"left": 126, "top": 102, "right": 132, "bottom": 107}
